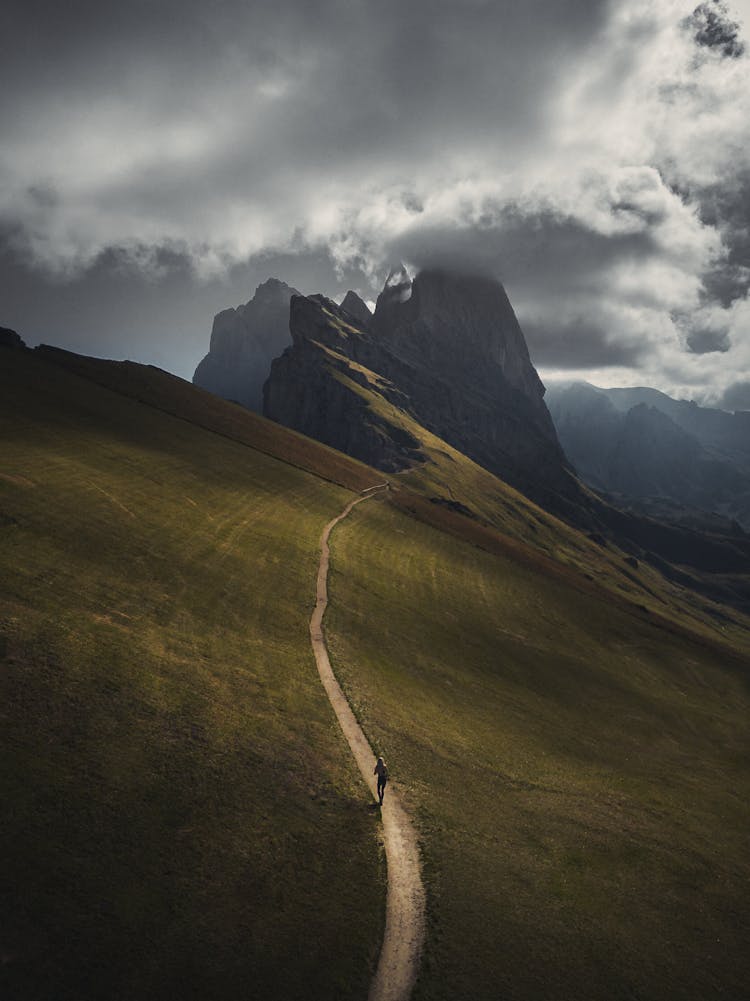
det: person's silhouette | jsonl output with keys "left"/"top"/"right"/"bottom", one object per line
{"left": 374, "top": 756, "right": 388, "bottom": 805}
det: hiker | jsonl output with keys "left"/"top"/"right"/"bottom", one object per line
{"left": 374, "top": 756, "right": 388, "bottom": 805}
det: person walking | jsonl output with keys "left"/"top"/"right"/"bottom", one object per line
{"left": 374, "top": 756, "right": 388, "bottom": 805}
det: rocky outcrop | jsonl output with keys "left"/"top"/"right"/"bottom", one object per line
{"left": 192, "top": 278, "right": 299, "bottom": 411}
{"left": 0, "top": 327, "right": 26, "bottom": 350}
{"left": 370, "top": 268, "right": 576, "bottom": 509}
{"left": 340, "top": 291, "right": 373, "bottom": 328}
{"left": 264, "top": 294, "right": 423, "bottom": 472}
{"left": 264, "top": 269, "right": 580, "bottom": 516}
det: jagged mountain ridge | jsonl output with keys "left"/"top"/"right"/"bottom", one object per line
{"left": 602, "top": 386, "right": 750, "bottom": 467}
{"left": 339, "top": 290, "right": 373, "bottom": 327}
{"left": 190, "top": 270, "right": 750, "bottom": 603}
{"left": 265, "top": 269, "right": 581, "bottom": 518}
{"left": 546, "top": 382, "right": 750, "bottom": 530}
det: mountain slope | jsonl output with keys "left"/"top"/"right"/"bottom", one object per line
{"left": 328, "top": 495, "right": 750, "bottom": 1001}
{"left": 0, "top": 346, "right": 384, "bottom": 1001}
{"left": 2, "top": 342, "right": 749, "bottom": 1001}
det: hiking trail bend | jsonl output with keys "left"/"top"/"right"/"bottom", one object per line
{"left": 310, "top": 484, "right": 425, "bottom": 1001}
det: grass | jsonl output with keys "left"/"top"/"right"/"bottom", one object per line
{"left": 34, "top": 344, "right": 380, "bottom": 493}
{"left": 326, "top": 495, "right": 750, "bottom": 1001}
{"left": 4, "top": 343, "right": 750, "bottom": 1001}
{"left": 0, "top": 349, "right": 384, "bottom": 1000}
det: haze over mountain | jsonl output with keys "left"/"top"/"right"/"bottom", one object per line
{"left": 546, "top": 382, "right": 750, "bottom": 530}
{"left": 193, "top": 278, "right": 298, "bottom": 412}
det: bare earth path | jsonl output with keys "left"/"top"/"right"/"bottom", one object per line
{"left": 310, "top": 485, "right": 426, "bottom": 1001}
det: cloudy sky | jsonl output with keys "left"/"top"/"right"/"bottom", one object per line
{"left": 2, "top": 0, "right": 750, "bottom": 409}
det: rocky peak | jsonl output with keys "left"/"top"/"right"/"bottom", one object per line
{"left": 340, "top": 290, "right": 373, "bottom": 328}
{"left": 0, "top": 326, "right": 26, "bottom": 350}
{"left": 374, "top": 263, "right": 413, "bottom": 320}
{"left": 243, "top": 277, "right": 294, "bottom": 309}
{"left": 264, "top": 293, "right": 423, "bottom": 473}
{"left": 265, "top": 268, "right": 578, "bottom": 515}
{"left": 374, "top": 268, "right": 545, "bottom": 400}
{"left": 193, "top": 277, "right": 299, "bottom": 412}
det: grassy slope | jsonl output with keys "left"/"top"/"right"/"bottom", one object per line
{"left": 39, "top": 340, "right": 750, "bottom": 647}
{"left": 34, "top": 344, "right": 380, "bottom": 493}
{"left": 4, "top": 343, "right": 750, "bottom": 1001}
{"left": 0, "top": 349, "right": 384, "bottom": 1001}
{"left": 327, "top": 496, "right": 750, "bottom": 1001}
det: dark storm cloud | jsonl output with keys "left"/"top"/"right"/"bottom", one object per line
{"left": 0, "top": 0, "right": 611, "bottom": 371}
{"left": 522, "top": 317, "right": 648, "bottom": 370}
{"left": 685, "top": 0, "right": 746, "bottom": 56}
{"left": 1, "top": 0, "right": 609, "bottom": 173}
{"left": 387, "top": 208, "right": 670, "bottom": 370}
{"left": 684, "top": 323, "right": 732, "bottom": 352}
{"left": 1, "top": 0, "right": 749, "bottom": 401}
{"left": 694, "top": 167, "right": 750, "bottom": 306}
{"left": 0, "top": 0, "right": 611, "bottom": 277}
{"left": 390, "top": 209, "right": 661, "bottom": 302}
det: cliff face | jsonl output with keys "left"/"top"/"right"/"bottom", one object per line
{"left": 373, "top": 268, "right": 544, "bottom": 399}
{"left": 264, "top": 269, "right": 578, "bottom": 515}
{"left": 371, "top": 269, "right": 572, "bottom": 502}
{"left": 339, "top": 290, "right": 373, "bottom": 328}
{"left": 263, "top": 294, "right": 424, "bottom": 473}
{"left": 192, "top": 278, "right": 299, "bottom": 411}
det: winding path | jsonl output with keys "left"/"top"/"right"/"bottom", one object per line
{"left": 310, "top": 484, "right": 426, "bottom": 1001}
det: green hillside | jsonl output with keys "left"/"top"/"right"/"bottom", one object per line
{"left": 35, "top": 341, "right": 750, "bottom": 648}
{"left": 327, "top": 496, "right": 750, "bottom": 1001}
{"left": 2, "top": 344, "right": 749, "bottom": 1001}
{"left": 0, "top": 348, "right": 384, "bottom": 1000}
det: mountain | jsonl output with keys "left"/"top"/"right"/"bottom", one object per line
{"left": 340, "top": 290, "right": 373, "bottom": 327}
{"left": 546, "top": 382, "right": 750, "bottom": 531}
{"left": 0, "top": 325, "right": 25, "bottom": 349}
{"left": 602, "top": 385, "right": 750, "bottom": 468}
{"left": 192, "top": 277, "right": 299, "bottom": 411}
{"left": 2, "top": 339, "right": 749, "bottom": 1001}
{"left": 265, "top": 268, "right": 581, "bottom": 519}
{"left": 261, "top": 273, "right": 750, "bottom": 606}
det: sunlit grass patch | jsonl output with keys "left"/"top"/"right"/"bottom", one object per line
{"left": 327, "top": 497, "right": 750, "bottom": 1001}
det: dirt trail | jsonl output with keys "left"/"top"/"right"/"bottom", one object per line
{"left": 310, "top": 484, "right": 425, "bottom": 1001}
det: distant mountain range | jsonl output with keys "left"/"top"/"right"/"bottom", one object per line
{"left": 545, "top": 382, "right": 750, "bottom": 531}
